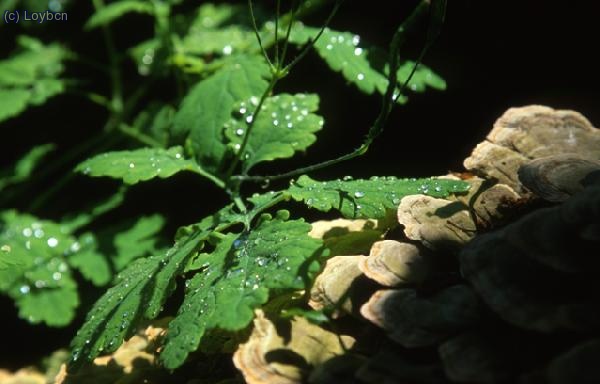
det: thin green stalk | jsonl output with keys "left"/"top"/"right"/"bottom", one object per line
{"left": 235, "top": 0, "right": 443, "bottom": 183}
{"left": 225, "top": 76, "right": 279, "bottom": 180}
{"left": 274, "top": 0, "right": 281, "bottom": 66}
{"left": 92, "top": 0, "right": 123, "bottom": 117}
{"left": 283, "top": 0, "right": 345, "bottom": 73}
{"left": 248, "top": 0, "right": 273, "bottom": 69}
{"left": 279, "top": 0, "right": 298, "bottom": 66}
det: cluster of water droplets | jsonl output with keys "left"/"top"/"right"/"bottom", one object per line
{"left": 0, "top": 216, "right": 81, "bottom": 322}
{"left": 225, "top": 94, "right": 323, "bottom": 156}
{"left": 319, "top": 29, "right": 370, "bottom": 83}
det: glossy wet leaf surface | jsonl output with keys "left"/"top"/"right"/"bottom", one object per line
{"left": 289, "top": 175, "right": 470, "bottom": 219}
{"left": 75, "top": 146, "right": 201, "bottom": 185}
{"left": 68, "top": 229, "right": 209, "bottom": 370}
{"left": 0, "top": 211, "right": 80, "bottom": 326}
{"left": 287, "top": 25, "right": 445, "bottom": 101}
{"left": 160, "top": 213, "right": 322, "bottom": 369}
{"left": 224, "top": 93, "right": 324, "bottom": 172}
{"left": 171, "top": 55, "right": 270, "bottom": 175}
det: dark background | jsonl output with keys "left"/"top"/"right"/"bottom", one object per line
{"left": 1, "top": 0, "right": 599, "bottom": 368}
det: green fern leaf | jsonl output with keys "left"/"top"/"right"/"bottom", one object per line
{"left": 113, "top": 214, "right": 165, "bottom": 271}
{"left": 76, "top": 146, "right": 204, "bottom": 185}
{"left": 160, "top": 212, "right": 322, "bottom": 369}
{"left": 85, "top": 0, "right": 154, "bottom": 30}
{"left": 68, "top": 229, "right": 208, "bottom": 369}
{"left": 0, "top": 36, "right": 68, "bottom": 122}
{"left": 288, "top": 26, "right": 386, "bottom": 94}
{"left": 288, "top": 175, "right": 470, "bottom": 219}
{"left": 68, "top": 233, "right": 111, "bottom": 286}
{"left": 224, "top": 93, "right": 324, "bottom": 172}
{"left": 171, "top": 55, "right": 270, "bottom": 175}
{"left": 181, "top": 4, "right": 258, "bottom": 57}
{"left": 287, "top": 25, "right": 445, "bottom": 99}
{"left": 398, "top": 60, "right": 446, "bottom": 92}
{"left": 0, "top": 211, "right": 80, "bottom": 326}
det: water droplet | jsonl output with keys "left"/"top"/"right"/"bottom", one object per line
{"left": 337, "top": 35, "right": 345, "bottom": 43}
{"left": 392, "top": 198, "right": 401, "bottom": 205}
{"left": 250, "top": 96, "right": 259, "bottom": 106}
{"left": 233, "top": 239, "right": 243, "bottom": 249}
{"left": 222, "top": 45, "right": 233, "bottom": 55}
{"left": 287, "top": 122, "right": 293, "bottom": 128}
{"left": 357, "top": 73, "right": 365, "bottom": 81}
{"left": 306, "top": 198, "right": 314, "bottom": 205}
{"left": 354, "top": 191, "right": 365, "bottom": 198}
{"left": 19, "top": 285, "right": 30, "bottom": 294}
{"left": 245, "top": 115, "right": 254, "bottom": 124}
{"left": 354, "top": 47, "right": 363, "bottom": 56}
{"left": 235, "top": 128, "right": 245, "bottom": 136}
{"left": 239, "top": 106, "right": 247, "bottom": 114}
{"left": 129, "top": 162, "right": 135, "bottom": 169}
{"left": 175, "top": 153, "right": 182, "bottom": 159}
{"left": 352, "top": 35, "right": 360, "bottom": 46}
{"left": 53, "top": 272, "right": 62, "bottom": 281}
{"left": 356, "top": 204, "right": 362, "bottom": 210}
{"left": 142, "top": 53, "right": 153, "bottom": 65}
{"left": 47, "top": 237, "right": 58, "bottom": 247}
{"left": 256, "top": 258, "right": 267, "bottom": 267}
{"left": 34, "top": 228, "right": 44, "bottom": 238}
{"left": 25, "top": 240, "right": 31, "bottom": 250}
{"left": 434, "top": 186, "right": 442, "bottom": 192}
{"left": 273, "top": 119, "right": 279, "bottom": 126}
{"left": 1, "top": 244, "right": 11, "bottom": 253}
{"left": 326, "top": 44, "right": 333, "bottom": 50}
{"left": 59, "top": 262, "right": 68, "bottom": 272}
{"left": 271, "top": 112, "right": 278, "bottom": 118}
{"left": 35, "top": 280, "right": 46, "bottom": 288}
{"left": 343, "top": 175, "right": 353, "bottom": 181}
{"left": 22, "top": 228, "right": 32, "bottom": 237}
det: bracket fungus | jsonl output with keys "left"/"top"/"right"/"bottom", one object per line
{"left": 308, "top": 255, "right": 367, "bottom": 317}
{"left": 397, "top": 194, "right": 476, "bottom": 250}
{"left": 360, "top": 286, "right": 480, "bottom": 348}
{"left": 358, "top": 240, "right": 430, "bottom": 287}
{"left": 464, "top": 105, "right": 600, "bottom": 195}
{"left": 232, "top": 310, "right": 355, "bottom": 384}
{"left": 459, "top": 182, "right": 600, "bottom": 332}
{"left": 55, "top": 321, "right": 168, "bottom": 384}
{"left": 518, "top": 154, "right": 600, "bottom": 202}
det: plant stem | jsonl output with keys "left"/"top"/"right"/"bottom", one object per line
{"left": 248, "top": 0, "right": 273, "bottom": 69}
{"left": 283, "top": 0, "right": 345, "bottom": 73}
{"left": 92, "top": 0, "right": 123, "bottom": 118}
{"left": 274, "top": 0, "right": 281, "bottom": 66}
{"left": 235, "top": 0, "right": 440, "bottom": 183}
{"left": 224, "top": 75, "right": 279, "bottom": 181}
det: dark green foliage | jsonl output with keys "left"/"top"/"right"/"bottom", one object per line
{"left": 0, "top": 0, "right": 456, "bottom": 374}
{"left": 289, "top": 175, "right": 470, "bottom": 219}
